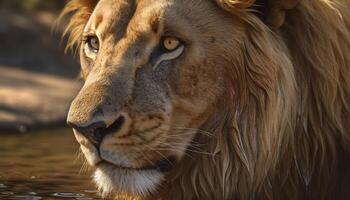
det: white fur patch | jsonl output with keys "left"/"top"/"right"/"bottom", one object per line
{"left": 93, "top": 164, "right": 164, "bottom": 198}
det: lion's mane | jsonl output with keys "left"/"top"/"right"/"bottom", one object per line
{"left": 60, "top": 0, "right": 350, "bottom": 199}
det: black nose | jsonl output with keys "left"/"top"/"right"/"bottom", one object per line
{"left": 67, "top": 115, "right": 126, "bottom": 147}
{"left": 67, "top": 121, "right": 107, "bottom": 146}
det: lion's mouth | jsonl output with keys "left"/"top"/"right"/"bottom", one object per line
{"left": 97, "top": 156, "right": 177, "bottom": 172}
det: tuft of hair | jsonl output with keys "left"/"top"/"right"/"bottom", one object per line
{"left": 93, "top": 166, "right": 164, "bottom": 200}
{"left": 58, "top": 0, "right": 99, "bottom": 53}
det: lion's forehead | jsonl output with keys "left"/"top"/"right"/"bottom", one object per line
{"left": 86, "top": 0, "right": 213, "bottom": 39}
{"left": 89, "top": 0, "right": 167, "bottom": 36}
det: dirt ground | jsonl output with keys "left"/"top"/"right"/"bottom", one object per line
{"left": 0, "top": 8, "right": 82, "bottom": 132}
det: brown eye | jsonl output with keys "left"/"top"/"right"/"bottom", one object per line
{"left": 86, "top": 36, "right": 99, "bottom": 52}
{"left": 162, "top": 37, "right": 180, "bottom": 51}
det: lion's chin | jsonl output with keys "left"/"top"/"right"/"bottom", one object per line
{"left": 93, "top": 162, "right": 164, "bottom": 198}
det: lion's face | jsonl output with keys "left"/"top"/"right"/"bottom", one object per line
{"left": 67, "top": 0, "right": 233, "bottom": 197}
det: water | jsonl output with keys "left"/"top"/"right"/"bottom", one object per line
{"left": 0, "top": 128, "right": 101, "bottom": 200}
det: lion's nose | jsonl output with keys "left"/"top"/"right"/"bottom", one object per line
{"left": 67, "top": 115, "right": 126, "bottom": 147}
{"left": 67, "top": 121, "right": 107, "bottom": 146}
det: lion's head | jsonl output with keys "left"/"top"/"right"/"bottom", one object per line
{"left": 61, "top": 0, "right": 350, "bottom": 199}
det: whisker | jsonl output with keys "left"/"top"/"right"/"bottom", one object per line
{"left": 156, "top": 126, "right": 215, "bottom": 137}
{"left": 171, "top": 126, "right": 215, "bottom": 137}
{"left": 163, "top": 142, "right": 206, "bottom": 149}
{"left": 161, "top": 132, "right": 198, "bottom": 137}
{"left": 157, "top": 143, "right": 217, "bottom": 157}
{"left": 142, "top": 143, "right": 175, "bottom": 167}
{"left": 153, "top": 147, "right": 195, "bottom": 159}
{"left": 138, "top": 149, "right": 156, "bottom": 167}
{"left": 74, "top": 148, "right": 91, "bottom": 174}
{"left": 80, "top": 160, "right": 90, "bottom": 174}
{"left": 155, "top": 146, "right": 212, "bottom": 157}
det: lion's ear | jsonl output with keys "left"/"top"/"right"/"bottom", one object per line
{"left": 257, "top": 0, "right": 299, "bottom": 28}
{"left": 215, "top": 0, "right": 299, "bottom": 28}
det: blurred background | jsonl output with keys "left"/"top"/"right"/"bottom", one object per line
{"left": 0, "top": 0, "right": 81, "bottom": 132}
{"left": 0, "top": 1, "right": 100, "bottom": 199}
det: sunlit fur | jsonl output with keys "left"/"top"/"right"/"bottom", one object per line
{"left": 59, "top": 0, "right": 99, "bottom": 53}
{"left": 60, "top": 0, "right": 350, "bottom": 199}
{"left": 93, "top": 166, "right": 163, "bottom": 199}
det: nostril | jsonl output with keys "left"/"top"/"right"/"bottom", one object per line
{"left": 67, "top": 121, "right": 107, "bottom": 146}
{"left": 104, "top": 115, "right": 125, "bottom": 135}
{"left": 67, "top": 114, "right": 126, "bottom": 146}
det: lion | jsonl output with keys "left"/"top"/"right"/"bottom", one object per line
{"left": 59, "top": 0, "right": 350, "bottom": 199}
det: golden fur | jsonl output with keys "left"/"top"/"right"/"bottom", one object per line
{"left": 60, "top": 0, "right": 350, "bottom": 199}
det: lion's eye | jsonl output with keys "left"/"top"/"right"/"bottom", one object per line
{"left": 162, "top": 37, "right": 180, "bottom": 51}
{"left": 152, "top": 37, "right": 184, "bottom": 70}
{"left": 86, "top": 36, "right": 100, "bottom": 52}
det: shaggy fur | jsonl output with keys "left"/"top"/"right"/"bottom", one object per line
{"left": 60, "top": 0, "right": 350, "bottom": 199}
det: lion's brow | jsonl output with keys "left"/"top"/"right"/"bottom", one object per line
{"left": 94, "top": 14, "right": 103, "bottom": 31}
{"left": 96, "top": 0, "right": 138, "bottom": 41}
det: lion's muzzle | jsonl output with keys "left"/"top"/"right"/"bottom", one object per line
{"left": 66, "top": 69, "right": 175, "bottom": 172}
